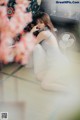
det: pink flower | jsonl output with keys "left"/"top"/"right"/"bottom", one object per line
{"left": 16, "top": 0, "right": 30, "bottom": 7}
{"left": 0, "top": 0, "right": 7, "bottom": 5}
{"left": 0, "top": 0, "right": 35, "bottom": 64}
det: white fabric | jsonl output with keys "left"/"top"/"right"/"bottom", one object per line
{"left": 33, "top": 31, "right": 75, "bottom": 92}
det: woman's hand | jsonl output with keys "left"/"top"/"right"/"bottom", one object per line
{"left": 31, "top": 25, "right": 39, "bottom": 33}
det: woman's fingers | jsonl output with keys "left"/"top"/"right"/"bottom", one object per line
{"left": 31, "top": 25, "right": 39, "bottom": 33}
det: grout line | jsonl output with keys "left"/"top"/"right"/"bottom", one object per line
{"left": 0, "top": 65, "right": 23, "bottom": 76}
{"left": 12, "top": 75, "right": 40, "bottom": 85}
{"left": 11, "top": 65, "right": 24, "bottom": 75}
{"left": 0, "top": 72, "right": 13, "bottom": 82}
{"left": 0, "top": 69, "right": 40, "bottom": 85}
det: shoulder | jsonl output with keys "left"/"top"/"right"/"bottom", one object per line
{"left": 37, "top": 30, "right": 51, "bottom": 39}
{"left": 36, "top": 31, "right": 49, "bottom": 43}
{"left": 36, "top": 30, "right": 56, "bottom": 43}
{"left": 37, "top": 31, "right": 47, "bottom": 36}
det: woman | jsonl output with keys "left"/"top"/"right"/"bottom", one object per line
{"left": 30, "top": 12, "right": 72, "bottom": 91}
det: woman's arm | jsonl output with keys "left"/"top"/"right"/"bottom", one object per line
{"left": 30, "top": 25, "right": 47, "bottom": 44}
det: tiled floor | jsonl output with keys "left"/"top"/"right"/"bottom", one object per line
{"left": 0, "top": 51, "right": 80, "bottom": 120}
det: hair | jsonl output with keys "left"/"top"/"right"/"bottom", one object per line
{"left": 36, "top": 12, "right": 54, "bottom": 33}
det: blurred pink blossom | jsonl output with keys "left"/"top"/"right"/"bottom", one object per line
{"left": 0, "top": 0, "right": 36, "bottom": 65}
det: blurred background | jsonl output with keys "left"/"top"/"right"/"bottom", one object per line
{"left": 0, "top": 1, "right": 80, "bottom": 120}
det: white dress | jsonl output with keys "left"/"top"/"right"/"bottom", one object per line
{"left": 33, "top": 30, "right": 75, "bottom": 92}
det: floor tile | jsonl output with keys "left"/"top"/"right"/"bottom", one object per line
{"left": 0, "top": 102, "right": 26, "bottom": 120}
{"left": 0, "top": 73, "right": 9, "bottom": 81}
{"left": 1, "top": 63, "right": 21, "bottom": 75}
{"left": 13, "top": 67, "right": 37, "bottom": 83}
{"left": 0, "top": 73, "right": 9, "bottom": 101}
{"left": 0, "top": 76, "right": 79, "bottom": 120}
